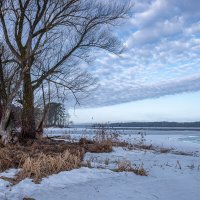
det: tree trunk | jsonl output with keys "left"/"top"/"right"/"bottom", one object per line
{"left": 21, "top": 70, "right": 36, "bottom": 139}
{"left": 0, "top": 103, "right": 2, "bottom": 123}
{"left": 0, "top": 107, "right": 11, "bottom": 135}
{"left": 36, "top": 107, "right": 47, "bottom": 135}
{"left": 0, "top": 107, "right": 16, "bottom": 144}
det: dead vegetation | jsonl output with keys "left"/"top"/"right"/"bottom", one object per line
{"left": 93, "top": 124, "right": 120, "bottom": 144}
{"left": 0, "top": 138, "right": 84, "bottom": 171}
{"left": 1, "top": 126, "right": 195, "bottom": 184}
{"left": 78, "top": 125, "right": 116, "bottom": 153}
{"left": 17, "top": 150, "right": 81, "bottom": 183}
{"left": 0, "top": 138, "right": 84, "bottom": 183}
{"left": 0, "top": 133, "right": 118, "bottom": 183}
{"left": 172, "top": 150, "right": 195, "bottom": 156}
{"left": 78, "top": 124, "right": 127, "bottom": 153}
{"left": 127, "top": 143, "right": 154, "bottom": 151}
{"left": 113, "top": 160, "right": 148, "bottom": 176}
{"left": 79, "top": 138, "right": 113, "bottom": 153}
{"left": 79, "top": 126, "right": 195, "bottom": 158}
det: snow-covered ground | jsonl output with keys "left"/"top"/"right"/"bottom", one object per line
{"left": 0, "top": 128, "right": 200, "bottom": 200}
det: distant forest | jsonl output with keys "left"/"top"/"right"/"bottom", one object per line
{"left": 108, "top": 121, "right": 200, "bottom": 128}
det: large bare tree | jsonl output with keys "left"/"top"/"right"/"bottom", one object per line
{"left": 0, "top": 0, "right": 132, "bottom": 139}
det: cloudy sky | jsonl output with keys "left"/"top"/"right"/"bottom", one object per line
{"left": 69, "top": 0, "right": 200, "bottom": 123}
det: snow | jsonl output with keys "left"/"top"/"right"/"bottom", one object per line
{"left": 0, "top": 169, "right": 20, "bottom": 178}
{"left": 0, "top": 128, "right": 200, "bottom": 200}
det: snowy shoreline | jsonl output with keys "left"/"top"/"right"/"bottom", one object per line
{"left": 0, "top": 128, "right": 199, "bottom": 200}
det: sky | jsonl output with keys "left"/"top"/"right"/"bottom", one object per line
{"left": 69, "top": 0, "right": 200, "bottom": 123}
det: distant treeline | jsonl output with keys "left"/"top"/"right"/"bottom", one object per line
{"left": 108, "top": 121, "right": 200, "bottom": 128}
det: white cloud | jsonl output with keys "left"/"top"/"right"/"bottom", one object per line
{"left": 131, "top": 0, "right": 170, "bottom": 28}
{"left": 85, "top": 74, "right": 200, "bottom": 107}
{"left": 76, "top": 0, "right": 200, "bottom": 107}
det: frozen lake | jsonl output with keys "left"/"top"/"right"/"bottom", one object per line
{"left": 45, "top": 127, "right": 200, "bottom": 144}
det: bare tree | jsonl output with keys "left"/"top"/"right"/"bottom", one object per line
{"left": 0, "top": 44, "right": 22, "bottom": 143}
{"left": 0, "top": 0, "right": 132, "bottom": 139}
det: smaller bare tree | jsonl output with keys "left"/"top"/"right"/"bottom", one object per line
{"left": 0, "top": 44, "right": 22, "bottom": 144}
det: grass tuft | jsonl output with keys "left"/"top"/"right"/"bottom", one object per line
{"left": 0, "top": 138, "right": 84, "bottom": 183}
{"left": 17, "top": 150, "right": 81, "bottom": 182}
{"left": 114, "top": 160, "right": 148, "bottom": 176}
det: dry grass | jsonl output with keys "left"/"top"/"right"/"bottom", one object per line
{"left": 17, "top": 150, "right": 81, "bottom": 182}
{"left": 78, "top": 124, "right": 129, "bottom": 153}
{"left": 48, "top": 134, "right": 73, "bottom": 142}
{"left": 104, "top": 158, "right": 110, "bottom": 165}
{"left": 79, "top": 138, "right": 113, "bottom": 153}
{"left": 79, "top": 138, "right": 94, "bottom": 146}
{"left": 175, "top": 160, "right": 182, "bottom": 169}
{"left": 86, "top": 142, "right": 112, "bottom": 153}
{"left": 114, "top": 160, "right": 148, "bottom": 176}
{"left": 172, "top": 150, "right": 194, "bottom": 156}
{"left": 127, "top": 143, "right": 155, "bottom": 151}
{"left": 81, "top": 156, "right": 95, "bottom": 168}
{"left": 0, "top": 135, "right": 117, "bottom": 183}
{"left": 0, "top": 148, "right": 25, "bottom": 172}
{"left": 159, "top": 148, "right": 171, "bottom": 154}
{"left": 127, "top": 143, "right": 174, "bottom": 155}
{"left": 93, "top": 124, "right": 120, "bottom": 144}
{"left": 0, "top": 138, "right": 85, "bottom": 183}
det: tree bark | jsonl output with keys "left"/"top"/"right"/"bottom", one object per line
{"left": 0, "top": 107, "right": 11, "bottom": 133}
{"left": 0, "top": 107, "right": 12, "bottom": 144}
{"left": 21, "top": 70, "right": 36, "bottom": 139}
